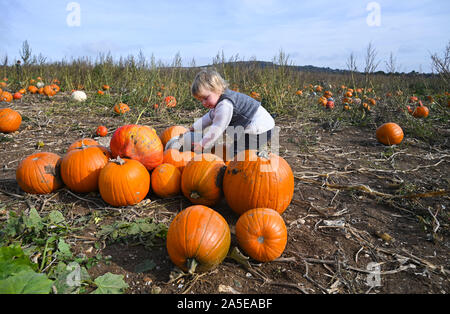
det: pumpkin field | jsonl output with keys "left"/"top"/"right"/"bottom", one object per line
{"left": 0, "top": 56, "right": 449, "bottom": 295}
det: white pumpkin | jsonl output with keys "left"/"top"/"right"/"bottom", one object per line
{"left": 71, "top": 91, "right": 87, "bottom": 102}
{"left": 36, "top": 82, "right": 45, "bottom": 88}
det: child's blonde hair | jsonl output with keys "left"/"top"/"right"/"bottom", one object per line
{"left": 191, "top": 68, "right": 229, "bottom": 96}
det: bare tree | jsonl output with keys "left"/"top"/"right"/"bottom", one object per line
{"left": 431, "top": 40, "right": 450, "bottom": 84}
{"left": 385, "top": 51, "right": 397, "bottom": 73}
{"left": 364, "top": 42, "right": 380, "bottom": 74}
{"left": 364, "top": 42, "right": 381, "bottom": 86}
{"left": 346, "top": 52, "right": 358, "bottom": 73}
{"left": 20, "top": 40, "right": 32, "bottom": 65}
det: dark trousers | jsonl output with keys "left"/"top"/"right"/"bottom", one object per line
{"left": 232, "top": 128, "right": 273, "bottom": 156}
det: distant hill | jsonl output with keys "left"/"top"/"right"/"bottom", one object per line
{"left": 200, "top": 60, "right": 434, "bottom": 76}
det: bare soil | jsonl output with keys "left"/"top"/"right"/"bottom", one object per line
{"left": 1, "top": 94, "right": 449, "bottom": 294}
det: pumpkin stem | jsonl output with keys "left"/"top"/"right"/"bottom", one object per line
{"left": 257, "top": 148, "right": 269, "bottom": 160}
{"left": 111, "top": 156, "right": 126, "bottom": 165}
{"left": 187, "top": 258, "right": 198, "bottom": 274}
{"left": 190, "top": 191, "right": 200, "bottom": 199}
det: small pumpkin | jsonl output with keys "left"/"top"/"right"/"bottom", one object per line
{"left": 0, "top": 108, "right": 22, "bottom": 133}
{"left": 159, "top": 125, "right": 189, "bottom": 148}
{"left": 0, "top": 91, "right": 13, "bottom": 102}
{"left": 166, "top": 205, "right": 231, "bottom": 273}
{"left": 114, "top": 103, "right": 130, "bottom": 114}
{"left": 60, "top": 144, "right": 110, "bottom": 193}
{"left": 376, "top": 122, "right": 404, "bottom": 146}
{"left": 164, "top": 96, "right": 177, "bottom": 108}
{"left": 412, "top": 101, "right": 429, "bottom": 118}
{"left": 235, "top": 208, "right": 287, "bottom": 262}
{"left": 13, "top": 92, "right": 23, "bottom": 100}
{"left": 71, "top": 90, "right": 87, "bottom": 102}
{"left": 181, "top": 154, "right": 226, "bottom": 206}
{"left": 16, "top": 152, "right": 63, "bottom": 194}
{"left": 96, "top": 126, "right": 108, "bottom": 137}
{"left": 43, "top": 85, "right": 56, "bottom": 97}
{"left": 99, "top": 157, "right": 150, "bottom": 207}
{"left": 28, "top": 86, "right": 38, "bottom": 94}
{"left": 110, "top": 124, "right": 163, "bottom": 171}
{"left": 151, "top": 163, "right": 181, "bottom": 198}
{"left": 223, "top": 150, "right": 294, "bottom": 215}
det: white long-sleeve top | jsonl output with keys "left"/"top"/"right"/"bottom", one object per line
{"left": 192, "top": 99, "right": 275, "bottom": 149}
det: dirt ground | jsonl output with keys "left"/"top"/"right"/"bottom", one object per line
{"left": 1, "top": 93, "right": 449, "bottom": 294}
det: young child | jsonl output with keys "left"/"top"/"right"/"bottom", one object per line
{"left": 188, "top": 68, "right": 275, "bottom": 159}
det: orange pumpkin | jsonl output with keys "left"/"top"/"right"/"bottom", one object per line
{"left": 13, "top": 92, "right": 23, "bottom": 100}
{"left": 223, "top": 150, "right": 294, "bottom": 215}
{"left": 163, "top": 149, "right": 195, "bottom": 173}
{"left": 43, "top": 85, "right": 56, "bottom": 97}
{"left": 166, "top": 205, "right": 231, "bottom": 273}
{"left": 376, "top": 122, "right": 404, "bottom": 146}
{"left": 0, "top": 91, "right": 13, "bottom": 102}
{"left": 0, "top": 108, "right": 22, "bottom": 133}
{"left": 95, "top": 126, "right": 108, "bottom": 137}
{"left": 412, "top": 101, "right": 429, "bottom": 118}
{"left": 60, "top": 144, "right": 111, "bottom": 193}
{"left": 180, "top": 153, "right": 225, "bottom": 206}
{"left": 235, "top": 208, "right": 287, "bottom": 262}
{"left": 98, "top": 157, "right": 150, "bottom": 207}
{"left": 28, "top": 86, "right": 38, "bottom": 94}
{"left": 67, "top": 138, "right": 99, "bottom": 152}
{"left": 159, "top": 125, "right": 189, "bottom": 148}
{"left": 323, "top": 91, "right": 332, "bottom": 98}
{"left": 114, "top": 103, "right": 130, "bottom": 114}
{"left": 151, "top": 163, "right": 181, "bottom": 198}
{"left": 164, "top": 95, "right": 177, "bottom": 108}
{"left": 110, "top": 124, "right": 163, "bottom": 171}
{"left": 16, "top": 152, "right": 63, "bottom": 194}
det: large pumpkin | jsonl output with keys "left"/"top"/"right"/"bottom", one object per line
{"left": 376, "top": 122, "right": 404, "bottom": 146}
{"left": 99, "top": 157, "right": 150, "bottom": 207}
{"left": 159, "top": 125, "right": 188, "bottom": 148}
{"left": 166, "top": 205, "right": 231, "bottom": 273}
{"left": 223, "top": 150, "right": 294, "bottom": 215}
{"left": 151, "top": 163, "right": 181, "bottom": 198}
{"left": 235, "top": 208, "right": 287, "bottom": 262}
{"left": 181, "top": 154, "right": 226, "bottom": 206}
{"left": 60, "top": 144, "right": 110, "bottom": 193}
{"left": 110, "top": 124, "right": 163, "bottom": 171}
{"left": 16, "top": 152, "right": 63, "bottom": 194}
{"left": 0, "top": 108, "right": 22, "bottom": 133}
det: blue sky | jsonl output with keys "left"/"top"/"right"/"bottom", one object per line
{"left": 1, "top": 0, "right": 449, "bottom": 72}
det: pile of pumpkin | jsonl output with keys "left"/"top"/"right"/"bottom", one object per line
{"left": 13, "top": 124, "right": 295, "bottom": 274}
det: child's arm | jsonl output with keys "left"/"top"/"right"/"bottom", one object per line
{"left": 199, "top": 100, "right": 233, "bottom": 149}
{"left": 190, "top": 111, "right": 213, "bottom": 132}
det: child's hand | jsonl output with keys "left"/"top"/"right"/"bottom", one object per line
{"left": 193, "top": 142, "right": 203, "bottom": 153}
